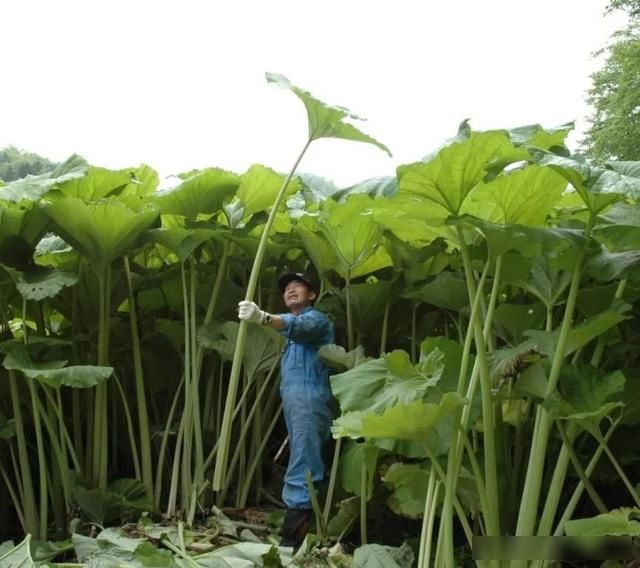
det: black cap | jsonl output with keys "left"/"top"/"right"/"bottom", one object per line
{"left": 277, "top": 272, "right": 318, "bottom": 294}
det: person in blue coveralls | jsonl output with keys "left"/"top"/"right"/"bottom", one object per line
{"left": 237, "top": 271, "right": 334, "bottom": 549}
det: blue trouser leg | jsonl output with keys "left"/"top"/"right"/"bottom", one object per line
{"left": 281, "top": 383, "right": 333, "bottom": 509}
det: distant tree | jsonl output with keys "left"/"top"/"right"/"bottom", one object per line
{"left": 582, "top": 26, "right": 640, "bottom": 161}
{"left": 607, "top": 0, "right": 640, "bottom": 18}
{"left": 0, "top": 146, "right": 57, "bottom": 182}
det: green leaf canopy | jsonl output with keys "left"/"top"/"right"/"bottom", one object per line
{"left": 43, "top": 197, "right": 160, "bottom": 273}
{"left": 266, "top": 72, "right": 391, "bottom": 156}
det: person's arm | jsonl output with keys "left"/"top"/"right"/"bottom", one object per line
{"left": 237, "top": 300, "right": 286, "bottom": 330}
{"left": 237, "top": 301, "right": 330, "bottom": 342}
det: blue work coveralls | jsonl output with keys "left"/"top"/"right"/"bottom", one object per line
{"left": 278, "top": 306, "right": 334, "bottom": 510}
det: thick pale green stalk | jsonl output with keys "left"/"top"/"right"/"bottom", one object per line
{"left": 458, "top": 230, "right": 499, "bottom": 535}
{"left": 91, "top": 265, "right": 111, "bottom": 490}
{"left": 322, "top": 438, "right": 343, "bottom": 525}
{"left": 238, "top": 405, "right": 284, "bottom": 505}
{"left": 516, "top": 219, "right": 593, "bottom": 538}
{"left": 345, "top": 270, "right": 355, "bottom": 351}
{"left": 28, "top": 380, "right": 47, "bottom": 539}
{"left": 556, "top": 423, "right": 606, "bottom": 513}
{"left": 360, "top": 460, "right": 368, "bottom": 545}
{"left": 180, "top": 262, "right": 194, "bottom": 512}
{"left": 218, "top": 360, "right": 279, "bottom": 505}
{"left": 440, "top": 262, "right": 490, "bottom": 567}
{"left": 154, "top": 374, "right": 185, "bottom": 508}
{"left": 417, "top": 468, "right": 437, "bottom": 568}
{"left": 112, "top": 373, "right": 141, "bottom": 481}
{"left": 536, "top": 279, "right": 628, "bottom": 537}
{"left": 554, "top": 418, "right": 619, "bottom": 535}
{"left": 213, "top": 140, "right": 311, "bottom": 491}
{"left": 379, "top": 294, "right": 390, "bottom": 354}
{"left": 0, "top": 460, "right": 25, "bottom": 531}
{"left": 123, "top": 257, "right": 153, "bottom": 499}
{"left": 8, "top": 369, "right": 38, "bottom": 535}
{"left": 189, "top": 258, "right": 205, "bottom": 489}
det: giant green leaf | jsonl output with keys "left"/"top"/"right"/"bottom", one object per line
{"left": 383, "top": 462, "right": 429, "bottom": 519}
{"left": 296, "top": 216, "right": 339, "bottom": 277}
{"left": 360, "top": 393, "right": 465, "bottom": 442}
{"left": 565, "top": 508, "right": 640, "bottom": 536}
{"left": 339, "top": 441, "right": 380, "bottom": 499}
{"left": 353, "top": 544, "right": 406, "bottom": 568}
{"left": 543, "top": 366, "right": 625, "bottom": 429}
{"left": 155, "top": 168, "right": 239, "bottom": 219}
{"left": 235, "top": 164, "right": 301, "bottom": 217}
{"left": 43, "top": 197, "right": 160, "bottom": 273}
{"left": 198, "top": 321, "right": 283, "bottom": 379}
{"left": 55, "top": 166, "right": 132, "bottom": 201}
{"left": 534, "top": 151, "right": 640, "bottom": 214}
{"left": 586, "top": 249, "right": 640, "bottom": 281}
{"left": 0, "top": 535, "right": 36, "bottom": 567}
{"left": 3, "top": 345, "right": 113, "bottom": 389}
{"left": 266, "top": 73, "right": 390, "bottom": 155}
{"left": 463, "top": 165, "right": 566, "bottom": 225}
{"left": 397, "top": 130, "right": 519, "bottom": 215}
{"left": 16, "top": 268, "right": 78, "bottom": 301}
{"left": 403, "top": 271, "right": 469, "bottom": 312}
{"left": 0, "top": 155, "right": 87, "bottom": 203}
{"left": 373, "top": 195, "right": 452, "bottom": 246}
{"left": 507, "top": 122, "right": 573, "bottom": 149}
{"left": 317, "top": 195, "right": 391, "bottom": 277}
{"left": 524, "top": 303, "right": 630, "bottom": 357}
{"left": 331, "top": 349, "right": 443, "bottom": 414}
{"left": 334, "top": 176, "right": 398, "bottom": 201}
{"left": 594, "top": 202, "right": 640, "bottom": 251}
{"left": 145, "top": 227, "right": 220, "bottom": 263}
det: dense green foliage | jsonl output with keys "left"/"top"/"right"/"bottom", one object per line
{"left": 0, "top": 77, "right": 639, "bottom": 568}
{"left": 0, "top": 146, "right": 56, "bottom": 182}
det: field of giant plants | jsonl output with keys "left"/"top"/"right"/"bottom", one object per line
{"left": 1, "top": 74, "right": 639, "bottom": 567}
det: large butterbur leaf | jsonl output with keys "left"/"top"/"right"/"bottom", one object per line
{"left": 397, "top": 130, "right": 518, "bottom": 216}
{"left": 331, "top": 348, "right": 444, "bottom": 414}
{"left": 339, "top": 441, "right": 381, "bottom": 499}
{"left": 155, "top": 167, "right": 239, "bottom": 219}
{"left": 43, "top": 197, "right": 160, "bottom": 273}
{"left": 463, "top": 164, "right": 566, "bottom": 225}
{"left": 16, "top": 267, "right": 78, "bottom": 301}
{"left": 383, "top": 462, "right": 430, "bottom": 519}
{"left": 145, "top": 227, "right": 221, "bottom": 263}
{"left": 236, "top": 164, "right": 301, "bottom": 217}
{"left": 266, "top": 73, "right": 391, "bottom": 155}
{"left": 360, "top": 393, "right": 465, "bottom": 442}
{"left": 3, "top": 344, "right": 113, "bottom": 388}
{"left": 565, "top": 508, "right": 640, "bottom": 536}
{"left": 55, "top": 166, "right": 132, "bottom": 201}
{"left": 0, "top": 155, "right": 88, "bottom": 203}
{"left": 534, "top": 152, "right": 640, "bottom": 214}
{"left": 353, "top": 543, "right": 414, "bottom": 568}
{"left": 316, "top": 195, "right": 392, "bottom": 278}
{"left": 543, "top": 365, "right": 625, "bottom": 431}
{"left": 0, "top": 535, "right": 36, "bottom": 567}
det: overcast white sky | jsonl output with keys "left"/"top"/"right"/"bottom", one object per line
{"left": 2, "top": 1, "right": 628, "bottom": 186}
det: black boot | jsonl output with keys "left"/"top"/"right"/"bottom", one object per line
{"left": 280, "top": 508, "right": 312, "bottom": 550}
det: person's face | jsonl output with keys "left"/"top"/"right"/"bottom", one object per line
{"left": 283, "top": 280, "right": 316, "bottom": 313}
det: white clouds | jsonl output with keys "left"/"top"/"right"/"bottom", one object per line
{"left": 1, "top": 0, "right": 628, "bottom": 185}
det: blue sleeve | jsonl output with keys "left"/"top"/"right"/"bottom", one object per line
{"left": 279, "top": 310, "right": 332, "bottom": 345}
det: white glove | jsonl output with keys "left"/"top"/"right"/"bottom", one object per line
{"left": 238, "top": 300, "right": 267, "bottom": 325}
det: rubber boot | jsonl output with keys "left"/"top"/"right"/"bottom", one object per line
{"left": 280, "top": 508, "right": 312, "bottom": 550}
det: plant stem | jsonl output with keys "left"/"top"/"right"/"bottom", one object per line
{"left": 213, "top": 140, "right": 311, "bottom": 491}
{"left": 516, "top": 218, "right": 592, "bottom": 538}
{"left": 123, "top": 257, "right": 154, "bottom": 500}
{"left": 323, "top": 438, "right": 343, "bottom": 525}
